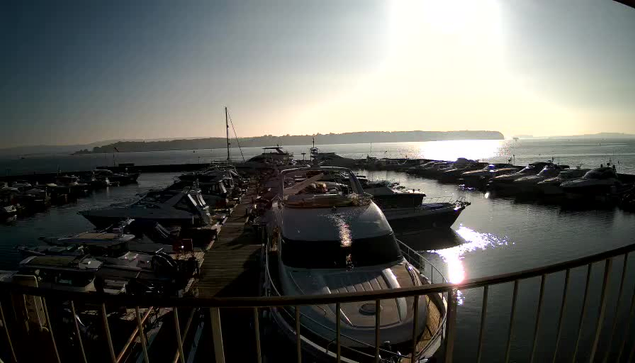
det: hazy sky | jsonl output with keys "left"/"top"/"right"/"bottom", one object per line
{"left": 1, "top": 0, "right": 634, "bottom": 147}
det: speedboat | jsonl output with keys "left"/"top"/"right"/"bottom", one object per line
{"left": 460, "top": 163, "right": 519, "bottom": 188}
{"left": 55, "top": 175, "right": 91, "bottom": 197}
{"left": 438, "top": 161, "right": 483, "bottom": 183}
{"left": 407, "top": 161, "right": 451, "bottom": 177}
{"left": 487, "top": 162, "right": 551, "bottom": 191}
{"left": 560, "top": 166, "right": 622, "bottom": 200}
{"left": 168, "top": 177, "right": 230, "bottom": 209}
{"left": 512, "top": 164, "right": 569, "bottom": 194}
{"left": 94, "top": 168, "right": 140, "bottom": 185}
{"left": 263, "top": 166, "right": 446, "bottom": 362}
{"left": 361, "top": 179, "right": 426, "bottom": 209}
{"left": 536, "top": 168, "right": 589, "bottom": 196}
{"left": 79, "top": 189, "right": 212, "bottom": 229}
{"left": 382, "top": 197, "right": 470, "bottom": 235}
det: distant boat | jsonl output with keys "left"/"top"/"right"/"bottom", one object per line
{"left": 513, "top": 137, "right": 519, "bottom": 141}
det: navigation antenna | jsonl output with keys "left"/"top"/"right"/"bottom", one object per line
{"left": 226, "top": 108, "right": 246, "bottom": 162}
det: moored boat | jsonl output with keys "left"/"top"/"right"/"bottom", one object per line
{"left": 262, "top": 166, "right": 446, "bottom": 362}
{"left": 79, "top": 189, "right": 212, "bottom": 229}
{"left": 560, "top": 166, "right": 623, "bottom": 201}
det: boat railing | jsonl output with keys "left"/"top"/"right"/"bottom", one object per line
{"left": 422, "top": 195, "right": 470, "bottom": 206}
{"left": 263, "top": 244, "right": 421, "bottom": 361}
{"left": 2, "top": 242, "right": 635, "bottom": 362}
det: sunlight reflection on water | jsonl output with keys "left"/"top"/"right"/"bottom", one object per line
{"left": 417, "top": 140, "right": 504, "bottom": 161}
{"left": 432, "top": 226, "right": 511, "bottom": 284}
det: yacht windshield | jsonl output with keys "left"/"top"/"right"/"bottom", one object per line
{"left": 280, "top": 233, "right": 402, "bottom": 268}
{"left": 282, "top": 169, "right": 367, "bottom": 208}
{"left": 537, "top": 167, "right": 560, "bottom": 177}
{"left": 584, "top": 169, "right": 616, "bottom": 180}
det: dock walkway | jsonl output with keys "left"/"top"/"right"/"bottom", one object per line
{"left": 196, "top": 188, "right": 262, "bottom": 298}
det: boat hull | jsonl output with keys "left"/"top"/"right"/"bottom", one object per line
{"left": 384, "top": 204, "right": 465, "bottom": 233}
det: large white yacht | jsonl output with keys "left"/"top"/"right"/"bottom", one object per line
{"left": 263, "top": 166, "right": 446, "bottom": 362}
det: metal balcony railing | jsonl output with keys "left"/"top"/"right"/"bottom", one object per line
{"left": 1, "top": 241, "right": 635, "bottom": 363}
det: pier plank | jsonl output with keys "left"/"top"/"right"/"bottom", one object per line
{"left": 196, "top": 188, "right": 262, "bottom": 298}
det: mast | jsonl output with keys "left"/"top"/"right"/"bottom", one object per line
{"left": 225, "top": 106, "right": 230, "bottom": 162}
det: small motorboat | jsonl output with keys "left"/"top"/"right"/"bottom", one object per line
{"left": 382, "top": 196, "right": 471, "bottom": 234}
{"left": 361, "top": 179, "right": 426, "bottom": 209}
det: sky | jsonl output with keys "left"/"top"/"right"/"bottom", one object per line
{"left": 1, "top": 0, "right": 635, "bottom": 147}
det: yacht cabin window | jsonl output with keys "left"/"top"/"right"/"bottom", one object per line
{"left": 280, "top": 233, "right": 402, "bottom": 269}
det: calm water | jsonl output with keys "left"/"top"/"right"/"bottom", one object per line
{"left": 2, "top": 139, "right": 635, "bottom": 361}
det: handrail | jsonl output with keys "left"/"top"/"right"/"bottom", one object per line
{"left": 2, "top": 241, "right": 635, "bottom": 308}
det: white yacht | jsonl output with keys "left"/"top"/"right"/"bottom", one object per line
{"left": 560, "top": 166, "right": 622, "bottom": 199}
{"left": 536, "top": 168, "right": 589, "bottom": 195}
{"left": 488, "top": 162, "right": 551, "bottom": 191}
{"left": 460, "top": 163, "right": 519, "bottom": 187}
{"left": 79, "top": 189, "right": 212, "bottom": 229}
{"left": 512, "top": 164, "right": 569, "bottom": 193}
{"left": 263, "top": 166, "right": 446, "bottom": 362}
{"left": 247, "top": 146, "right": 294, "bottom": 165}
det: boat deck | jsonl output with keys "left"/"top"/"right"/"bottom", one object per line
{"left": 196, "top": 188, "right": 262, "bottom": 298}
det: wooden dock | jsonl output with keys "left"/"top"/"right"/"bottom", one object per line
{"left": 195, "top": 189, "right": 262, "bottom": 298}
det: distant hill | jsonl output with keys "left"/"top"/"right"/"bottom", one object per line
{"left": 0, "top": 140, "right": 120, "bottom": 156}
{"left": 78, "top": 130, "right": 504, "bottom": 154}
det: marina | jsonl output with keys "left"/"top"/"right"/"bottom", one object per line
{"left": 4, "top": 0, "right": 635, "bottom": 361}
{"left": 2, "top": 141, "right": 635, "bottom": 362}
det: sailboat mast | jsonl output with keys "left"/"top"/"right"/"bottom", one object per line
{"left": 225, "top": 106, "right": 230, "bottom": 162}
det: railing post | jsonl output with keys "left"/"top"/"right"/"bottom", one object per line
{"left": 476, "top": 286, "right": 489, "bottom": 363}
{"left": 0, "top": 301, "right": 18, "bottom": 363}
{"left": 590, "top": 259, "right": 612, "bottom": 361}
{"left": 552, "top": 269, "right": 571, "bottom": 363}
{"left": 210, "top": 307, "right": 226, "bottom": 363}
{"left": 444, "top": 289, "right": 458, "bottom": 363}
{"left": 375, "top": 299, "right": 381, "bottom": 363}
{"left": 41, "top": 297, "right": 62, "bottom": 363}
{"left": 135, "top": 307, "right": 150, "bottom": 363}
{"left": 335, "top": 302, "right": 341, "bottom": 363}
{"left": 295, "top": 306, "right": 302, "bottom": 363}
{"left": 529, "top": 274, "right": 546, "bottom": 363}
{"left": 603, "top": 254, "right": 629, "bottom": 363}
{"left": 173, "top": 308, "right": 185, "bottom": 363}
{"left": 70, "top": 301, "right": 88, "bottom": 363}
{"left": 100, "top": 303, "right": 117, "bottom": 363}
{"left": 411, "top": 295, "right": 420, "bottom": 360}
{"left": 572, "top": 263, "right": 593, "bottom": 362}
{"left": 504, "top": 280, "right": 519, "bottom": 363}
{"left": 617, "top": 286, "right": 635, "bottom": 362}
{"left": 253, "top": 308, "right": 262, "bottom": 363}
